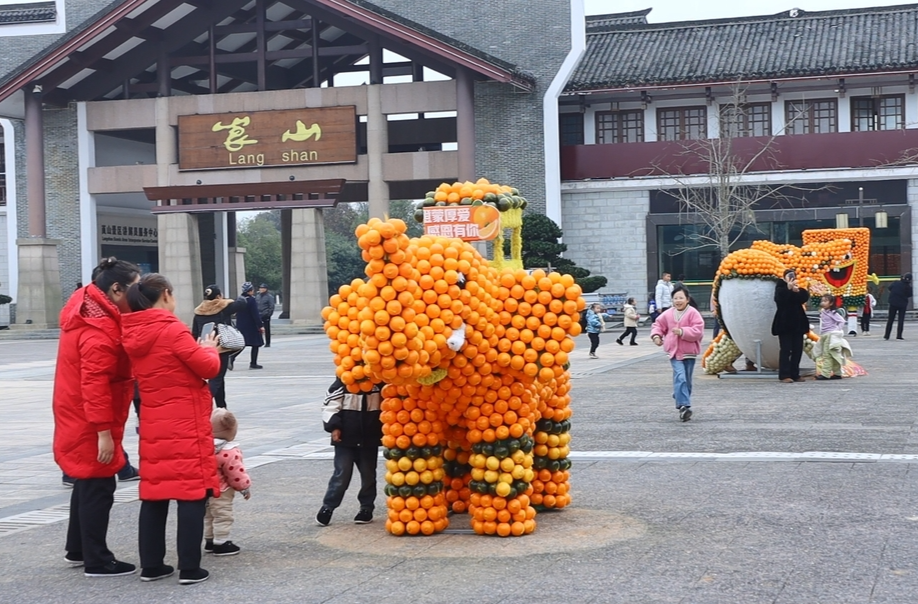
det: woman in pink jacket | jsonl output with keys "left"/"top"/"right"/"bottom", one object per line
{"left": 650, "top": 286, "right": 705, "bottom": 422}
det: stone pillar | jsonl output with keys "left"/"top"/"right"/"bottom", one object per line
{"left": 14, "top": 85, "right": 63, "bottom": 328}
{"left": 288, "top": 208, "right": 328, "bottom": 324}
{"left": 367, "top": 83, "right": 389, "bottom": 219}
{"left": 280, "top": 209, "right": 292, "bottom": 319}
{"left": 456, "top": 68, "right": 476, "bottom": 182}
{"left": 227, "top": 246, "right": 247, "bottom": 302}
{"left": 158, "top": 213, "right": 203, "bottom": 324}
{"left": 13, "top": 238, "right": 62, "bottom": 329}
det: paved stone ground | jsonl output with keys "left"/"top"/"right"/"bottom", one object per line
{"left": 3, "top": 327, "right": 918, "bottom": 603}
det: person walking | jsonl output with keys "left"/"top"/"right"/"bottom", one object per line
{"left": 122, "top": 273, "right": 222, "bottom": 585}
{"left": 315, "top": 378, "right": 382, "bottom": 527}
{"left": 860, "top": 288, "right": 877, "bottom": 336}
{"left": 884, "top": 273, "right": 913, "bottom": 341}
{"left": 616, "top": 298, "right": 640, "bottom": 346}
{"left": 235, "top": 282, "right": 265, "bottom": 369}
{"left": 654, "top": 273, "right": 674, "bottom": 313}
{"left": 192, "top": 284, "right": 247, "bottom": 408}
{"left": 53, "top": 257, "right": 140, "bottom": 577}
{"left": 255, "top": 284, "right": 275, "bottom": 348}
{"left": 772, "top": 269, "right": 811, "bottom": 383}
{"left": 650, "top": 286, "right": 705, "bottom": 422}
{"left": 585, "top": 303, "right": 604, "bottom": 359}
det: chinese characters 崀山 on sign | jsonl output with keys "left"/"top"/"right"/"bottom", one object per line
{"left": 177, "top": 107, "right": 357, "bottom": 171}
{"left": 423, "top": 205, "right": 501, "bottom": 241}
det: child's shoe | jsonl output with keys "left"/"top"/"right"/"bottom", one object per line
{"left": 354, "top": 508, "right": 373, "bottom": 524}
{"left": 212, "top": 541, "right": 240, "bottom": 556}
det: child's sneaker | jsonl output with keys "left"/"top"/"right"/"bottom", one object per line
{"left": 316, "top": 506, "right": 333, "bottom": 526}
{"left": 212, "top": 541, "right": 241, "bottom": 556}
{"left": 140, "top": 565, "right": 174, "bottom": 582}
{"left": 204, "top": 539, "right": 214, "bottom": 553}
{"left": 679, "top": 406, "right": 693, "bottom": 422}
{"left": 354, "top": 508, "right": 373, "bottom": 524}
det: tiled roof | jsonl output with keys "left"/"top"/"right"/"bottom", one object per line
{"left": 586, "top": 8, "right": 650, "bottom": 33}
{"left": 0, "top": 2, "right": 56, "bottom": 25}
{"left": 568, "top": 3, "right": 918, "bottom": 92}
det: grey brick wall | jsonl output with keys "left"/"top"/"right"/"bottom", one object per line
{"left": 562, "top": 189, "right": 652, "bottom": 311}
{"left": 372, "top": 0, "right": 572, "bottom": 213}
{"left": 43, "top": 104, "right": 81, "bottom": 301}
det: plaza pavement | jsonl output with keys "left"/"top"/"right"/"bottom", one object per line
{"left": 2, "top": 327, "right": 918, "bottom": 602}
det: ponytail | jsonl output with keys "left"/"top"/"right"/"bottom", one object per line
{"left": 92, "top": 257, "right": 140, "bottom": 295}
{"left": 127, "top": 273, "right": 173, "bottom": 312}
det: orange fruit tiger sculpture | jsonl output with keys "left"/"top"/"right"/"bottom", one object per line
{"left": 322, "top": 216, "right": 584, "bottom": 537}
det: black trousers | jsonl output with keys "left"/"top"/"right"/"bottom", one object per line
{"left": 250, "top": 345, "right": 261, "bottom": 366}
{"left": 261, "top": 316, "right": 272, "bottom": 347}
{"left": 322, "top": 445, "right": 379, "bottom": 510}
{"left": 66, "top": 476, "right": 117, "bottom": 569}
{"left": 860, "top": 312, "right": 871, "bottom": 333}
{"left": 208, "top": 352, "right": 230, "bottom": 408}
{"left": 588, "top": 332, "right": 600, "bottom": 354}
{"left": 885, "top": 305, "right": 906, "bottom": 339}
{"left": 139, "top": 498, "right": 207, "bottom": 571}
{"left": 617, "top": 326, "right": 637, "bottom": 344}
{"left": 777, "top": 333, "right": 804, "bottom": 380}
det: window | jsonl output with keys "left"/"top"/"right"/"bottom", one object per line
{"left": 720, "top": 103, "right": 771, "bottom": 137}
{"left": 595, "top": 110, "right": 644, "bottom": 144}
{"left": 657, "top": 107, "right": 706, "bottom": 141}
{"left": 785, "top": 99, "right": 837, "bottom": 134}
{"left": 851, "top": 95, "right": 905, "bottom": 131}
{"left": 559, "top": 113, "right": 584, "bottom": 146}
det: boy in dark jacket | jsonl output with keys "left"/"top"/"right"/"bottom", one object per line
{"left": 315, "top": 378, "right": 382, "bottom": 526}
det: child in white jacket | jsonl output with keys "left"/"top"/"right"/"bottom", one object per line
{"left": 204, "top": 409, "right": 251, "bottom": 556}
{"left": 616, "top": 298, "right": 640, "bottom": 346}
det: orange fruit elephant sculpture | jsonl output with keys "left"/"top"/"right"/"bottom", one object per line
{"left": 322, "top": 217, "right": 585, "bottom": 537}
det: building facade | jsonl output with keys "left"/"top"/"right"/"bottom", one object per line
{"left": 559, "top": 6, "right": 918, "bottom": 311}
{"left": 0, "top": 0, "right": 575, "bottom": 327}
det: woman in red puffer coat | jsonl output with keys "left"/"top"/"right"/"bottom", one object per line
{"left": 121, "top": 273, "right": 221, "bottom": 585}
{"left": 53, "top": 257, "right": 140, "bottom": 577}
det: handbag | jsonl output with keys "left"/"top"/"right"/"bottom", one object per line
{"left": 215, "top": 323, "right": 245, "bottom": 352}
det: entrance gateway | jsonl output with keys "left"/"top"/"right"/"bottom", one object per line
{"left": 0, "top": 0, "right": 564, "bottom": 327}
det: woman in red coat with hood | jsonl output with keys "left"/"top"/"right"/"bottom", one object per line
{"left": 53, "top": 257, "right": 140, "bottom": 577}
{"left": 121, "top": 273, "right": 221, "bottom": 585}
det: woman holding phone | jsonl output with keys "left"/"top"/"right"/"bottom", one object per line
{"left": 771, "top": 268, "right": 811, "bottom": 383}
{"left": 122, "top": 273, "right": 222, "bottom": 584}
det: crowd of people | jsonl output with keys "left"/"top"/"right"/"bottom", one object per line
{"left": 53, "top": 259, "right": 273, "bottom": 585}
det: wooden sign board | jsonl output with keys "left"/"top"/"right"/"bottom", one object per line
{"left": 178, "top": 106, "right": 357, "bottom": 171}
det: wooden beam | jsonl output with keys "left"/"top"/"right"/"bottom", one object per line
{"left": 255, "top": 0, "right": 266, "bottom": 91}
{"left": 38, "top": 0, "right": 185, "bottom": 90}
{"left": 115, "top": 19, "right": 164, "bottom": 42}
{"left": 62, "top": 0, "right": 252, "bottom": 102}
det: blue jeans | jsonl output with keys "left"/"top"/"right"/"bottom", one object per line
{"left": 670, "top": 358, "right": 696, "bottom": 408}
{"left": 322, "top": 445, "right": 378, "bottom": 511}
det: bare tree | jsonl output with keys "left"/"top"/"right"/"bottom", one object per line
{"left": 655, "top": 85, "right": 813, "bottom": 257}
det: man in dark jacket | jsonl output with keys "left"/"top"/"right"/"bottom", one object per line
{"left": 255, "top": 284, "right": 275, "bottom": 347}
{"left": 884, "top": 273, "right": 913, "bottom": 341}
{"left": 772, "top": 269, "right": 811, "bottom": 383}
{"left": 315, "top": 378, "right": 382, "bottom": 527}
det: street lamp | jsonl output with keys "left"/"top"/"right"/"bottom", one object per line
{"left": 858, "top": 187, "right": 864, "bottom": 227}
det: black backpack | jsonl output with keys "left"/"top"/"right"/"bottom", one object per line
{"left": 579, "top": 311, "right": 589, "bottom": 332}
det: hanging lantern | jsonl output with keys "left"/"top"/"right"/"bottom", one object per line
{"left": 875, "top": 210, "right": 888, "bottom": 229}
